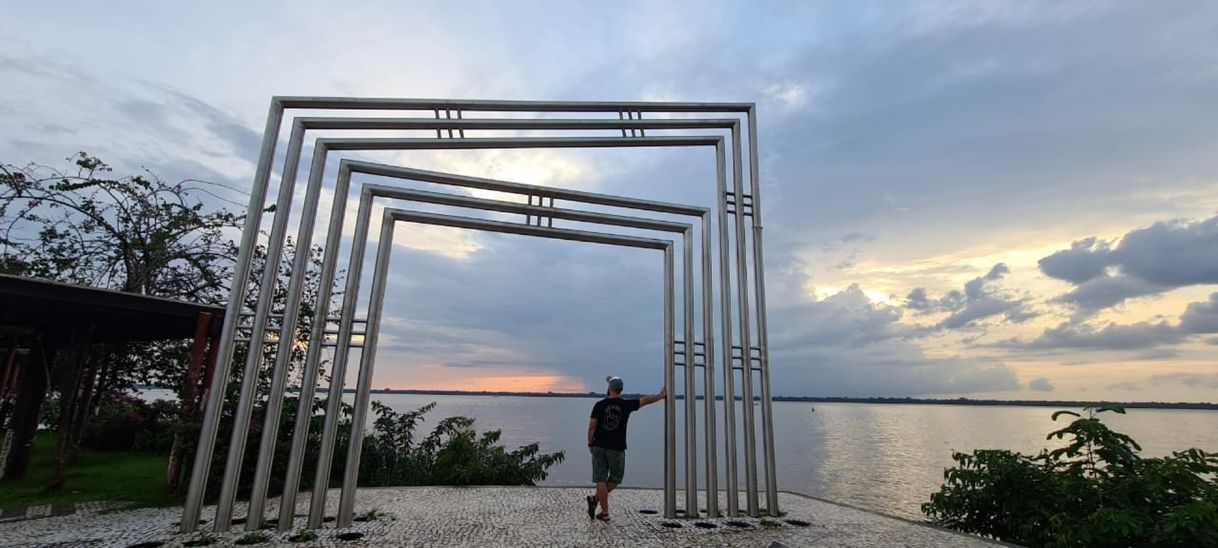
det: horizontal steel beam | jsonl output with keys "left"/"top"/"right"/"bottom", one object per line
{"left": 382, "top": 208, "right": 671, "bottom": 250}
{"left": 275, "top": 96, "right": 753, "bottom": 112}
{"left": 318, "top": 135, "right": 721, "bottom": 151}
{"left": 346, "top": 161, "right": 709, "bottom": 217}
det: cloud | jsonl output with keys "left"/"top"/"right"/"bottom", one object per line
{"left": 1148, "top": 372, "right": 1218, "bottom": 389}
{"left": 1028, "top": 377, "right": 1055, "bottom": 392}
{"left": 904, "top": 263, "right": 1035, "bottom": 329}
{"left": 769, "top": 284, "right": 1020, "bottom": 396}
{"left": 1179, "top": 292, "right": 1218, "bottom": 334}
{"left": 1040, "top": 216, "right": 1218, "bottom": 313}
{"left": 998, "top": 320, "right": 1184, "bottom": 351}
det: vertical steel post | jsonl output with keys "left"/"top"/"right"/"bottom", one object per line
{"left": 337, "top": 211, "right": 397, "bottom": 527}
{"left": 246, "top": 143, "right": 331, "bottom": 530}
{"left": 747, "top": 107, "right": 780, "bottom": 515}
{"left": 213, "top": 122, "right": 310, "bottom": 531}
{"left": 730, "top": 124, "right": 760, "bottom": 517}
{"left": 308, "top": 188, "right": 374, "bottom": 528}
{"left": 682, "top": 228, "right": 697, "bottom": 517}
{"left": 180, "top": 101, "right": 283, "bottom": 533}
{"left": 663, "top": 244, "right": 676, "bottom": 519}
{"left": 702, "top": 222, "right": 719, "bottom": 516}
{"left": 714, "top": 139, "right": 739, "bottom": 517}
{"left": 276, "top": 163, "right": 355, "bottom": 529}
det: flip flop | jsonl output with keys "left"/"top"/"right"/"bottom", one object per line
{"left": 597, "top": 512, "right": 611, "bottom": 522}
{"left": 586, "top": 495, "right": 596, "bottom": 519}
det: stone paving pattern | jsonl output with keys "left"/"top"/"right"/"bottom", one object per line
{"left": 0, "top": 487, "right": 1004, "bottom": 547}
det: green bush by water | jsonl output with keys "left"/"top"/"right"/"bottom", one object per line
{"left": 923, "top": 407, "right": 1218, "bottom": 547}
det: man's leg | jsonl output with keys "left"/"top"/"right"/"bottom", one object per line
{"left": 601, "top": 449, "right": 625, "bottom": 515}
{"left": 596, "top": 481, "right": 609, "bottom": 515}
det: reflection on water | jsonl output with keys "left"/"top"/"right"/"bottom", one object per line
{"left": 143, "top": 388, "right": 1217, "bottom": 521}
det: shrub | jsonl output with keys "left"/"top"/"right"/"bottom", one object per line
{"left": 83, "top": 392, "right": 175, "bottom": 453}
{"left": 184, "top": 395, "right": 563, "bottom": 500}
{"left": 923, "top": 407, "right": 1218, "bottom": 547}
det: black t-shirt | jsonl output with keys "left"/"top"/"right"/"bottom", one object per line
{"left": 590, "top": 397, "right": 641, "bottom": 451}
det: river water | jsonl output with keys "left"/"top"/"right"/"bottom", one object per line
{"left": 350, "top": 394, "right": 1218, "bottom": 520}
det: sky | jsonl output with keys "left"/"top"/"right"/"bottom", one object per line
{"left": 3, "top": 1, "right": 1217, "bottom": 402}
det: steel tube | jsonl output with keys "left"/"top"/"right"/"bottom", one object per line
{"left": 274, "top": 96, "right": 752, "bottom": 112}
{"left": 682, "top": 226, "right": 697, "bottom": 517}
{"left": 747, "top": 107, "right": 780, "bottom": 515}
{"left": 715, "top": 140, "right": 740, "bottom": 517}
{"left": 307, "top": 188, "right": 374, "bottom": 527}
{"left": 245, "top": 137, "right": 331, "bottom": 530}
{"left": 213, "top": 120, "right": 308, "bottom": 532}
{"left": 336, "top": 210, "right": 397, "bottom": 526}
{"left": 321, "top": 135, "right": 717, "bottom": 151}
{"left": 663, "top": 244, "right": 676, "bottom": 519}
{"left": 275, "top": 161, "right": 355, "bottom": 529}
{"left": 180, "top": 101, "right": 283, "bottom": 533}
{"left": 730, "top": 124, "right": 760, "bottom": 517}
{"left": 295, "top": 116, "right": 740, "bottom": 133}
{"left": 702, "top": 220, "right": 719, "bottom": 517}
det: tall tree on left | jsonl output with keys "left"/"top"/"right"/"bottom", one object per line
{"left": 0, "top": 153, "right": 244, "bottom": 489}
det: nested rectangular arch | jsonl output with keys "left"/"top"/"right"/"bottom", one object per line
{"left": 341, "top": 208, "right": 674, "bottom": 525}
{"left": 308, "top": 170, "right": 707, "bottom": 527}
{"left": 217, "top": 136, "right": 728, "bottom": 533}
{"left": 184, "top": 99, "right": 779, "bottom": 534}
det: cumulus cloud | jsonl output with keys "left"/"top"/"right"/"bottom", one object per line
{"left": 1040, "top": 216, "right": 1218, "bottom": 313}
{"left": 904, "top": 263, "right": 1035, "bottom": 329}
{"left": 769, "top": 284, "right": 1019, "bottom": 396}
{"left": 1179, "top": 292, "right": 1218, "bottom": 334}
{"left": 1028, "top": 377, "right": 1055, "bottom": 392}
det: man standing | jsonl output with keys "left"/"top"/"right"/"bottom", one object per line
{"left": 586, "top": 375, "right": 665, "bottom": 521}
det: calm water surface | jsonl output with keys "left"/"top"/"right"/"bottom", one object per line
{"left": 360, "top": 395, "right": 1218, "bottom": 519}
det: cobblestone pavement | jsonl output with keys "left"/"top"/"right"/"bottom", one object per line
{"left": 0, "top": 501, "right": 130, "bottom": 524}
{"left": 0, "top": 487, "right": 1003, "bottom": 547}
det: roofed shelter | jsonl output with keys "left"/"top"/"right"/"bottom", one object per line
{"left": 0, "top": 273, "right": 224, "bottom": 486}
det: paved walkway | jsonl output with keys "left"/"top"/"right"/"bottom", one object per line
{"left": 0, "top": 501, "right": 130, "bottom": 524}
{"left": 0, "top": 487, "right": 1004, "bottom": 547}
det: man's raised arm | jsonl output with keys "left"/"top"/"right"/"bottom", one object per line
{"left": 639, "top": 386, "right": 667, "bottom": 407}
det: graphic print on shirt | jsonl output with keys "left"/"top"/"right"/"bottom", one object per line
{"left": 603, "top": 403, "right": 623, "bottom": 431}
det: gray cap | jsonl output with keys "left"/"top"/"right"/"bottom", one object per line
{"left": 605, "top": 375, "right": 623, "bottom": 392}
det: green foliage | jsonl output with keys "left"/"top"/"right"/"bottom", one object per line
{"left": 182, "top": 534, "right": 216, "bottom": 547}
{"left": 1, "top": 152, "right": 241, "bottom": 298}
{"left": 287, "top": 530, "right": 318, "bottom": 543}
{"left": 184, "top": 397, "right": 563, "bottom": 501}
{"left": 83, "top": 393, "right": 176, "bottom": 453}
{"left": 923, "top": 407, "right": 1218, "bottom": 547}
{"left": 234, "top": 532, "right": 269, "bottom": 545}
{"left": 0, "top": 433, "right": 173, "bottom": 508}
{"left": 358, "top": 401, "right": 565, "bottom": 487}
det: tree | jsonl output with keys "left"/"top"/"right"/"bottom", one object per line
{"left": 1, "top": 152, "right": 243, "bottom": 489}
{"left": 923, "top": 407, "right": 1218, "bottom": 547}
{"left": 1, "top": 152, "right": 242, "bottom": 299}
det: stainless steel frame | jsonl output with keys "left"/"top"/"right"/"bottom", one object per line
{"left": 182, "top": 98, "right": 780, "bottom": 534}
{"left": 337, "top": 206, "right": 678, "bottom": 526}
{"left": 309, "top": 168, "right": 705, "bottom": 526}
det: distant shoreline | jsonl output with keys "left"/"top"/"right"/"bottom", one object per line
{"left": 281, "top": 388, "right": 1218, "bottom": 410}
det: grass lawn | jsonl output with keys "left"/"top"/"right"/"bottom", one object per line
{"left": 0, "top": 432, "right": 181, "bottom": 509}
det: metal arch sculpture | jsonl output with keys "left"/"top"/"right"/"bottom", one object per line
{"left": 181, "top": 98, "right": 779, "bottom": 533}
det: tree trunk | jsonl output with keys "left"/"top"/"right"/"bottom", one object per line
{"left": 47, "top": 323, "right": 94, "bottom": 492}
{"left": 165, "top": 312, "right": 212, "bottom": 493}
{"left": 2, "top": 341, "right": 56, "bottom": 481}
